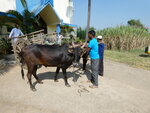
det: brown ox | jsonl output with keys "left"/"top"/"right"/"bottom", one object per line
{"left": 20, "top": 44, "right": 82, "bottom": 91}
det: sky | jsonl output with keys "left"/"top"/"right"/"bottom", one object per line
{"left": 73, "top": 0, "right": 150, "bottom": 30}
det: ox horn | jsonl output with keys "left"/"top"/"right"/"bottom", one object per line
{"left": 72, "top": 40, "right": 75, "bottom": 48}
{"left": 72, "top": 40, "right": 80, "bottom": 48}
{"left": 81, "top": 42, "right": 87, "bottom": 49}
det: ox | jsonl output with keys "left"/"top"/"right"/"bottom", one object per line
{"left": 20, "top": 43, "right": 82, "bottom": 91}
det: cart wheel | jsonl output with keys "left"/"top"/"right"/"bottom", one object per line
{"left": 13, "top": 39, "right": 31, "bottom": 68}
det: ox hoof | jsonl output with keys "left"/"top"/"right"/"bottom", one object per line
{"left": 37, "top": 80, "right": 43, "bottom": 84}
{"left": 54, "top": 80, "right": 59, "bottom": 82}
{"left": 73, "top": 79, "right": 77, "bottom": 82}
{"left": 65, "top": 84, "right": 71, "bottom": 87}
{"left": 31, "top": 88, "right": 37, "bottom": 92}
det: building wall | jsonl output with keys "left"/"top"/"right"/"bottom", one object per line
{"left": 47, "top": 25, "right": 56, "bottom": 34}
{"left": 0, "top": 23, "right": 15, "bottom": 36}
{"left": 0, "top": 0, "right": 16, "bottom": 12}
{"left": 0, "top": 0, "right": 74, "bottom": 35}
{"left": 0, "top": 0, "right": 16, "bottom": 35}
{"left": 53, "top": 0, "right": 73, "bottom": 24}
{"left": 15, "top": 0, "right": 74, "bottom": 24}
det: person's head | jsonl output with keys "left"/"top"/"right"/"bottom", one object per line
{"left": 88, "top": 30, "right": 96, "bottom": 39}
{"left": 97, "top": 35, "right": 103, "bottom": 43}
{"left": 15, "top": 24, "right": 19, "bottom": 28}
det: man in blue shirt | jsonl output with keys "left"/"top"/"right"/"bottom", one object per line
{"left": 86, "top": 30, "right": 99, "bottom": 88}
{"left": 97, "top": 35, "right": 105, "bottom": 76}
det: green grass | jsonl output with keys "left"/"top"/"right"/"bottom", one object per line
{"left": 105, "top": 48, "right": 150, "bottom": 70}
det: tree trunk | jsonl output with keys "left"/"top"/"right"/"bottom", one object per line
{"left": 85, "top": 0, "right": 91, "bottom": 43}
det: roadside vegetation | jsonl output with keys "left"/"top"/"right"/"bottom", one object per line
{"left": 96, "top": 19, "right": 150, "bottom": 51}
{"left": 105, "top": 49, "right": 150, "bottom": 70}
{"left": 97, "top": 26, "right": 150, "bottom": 51}
{"left": 77, "top": 19, "right": 150, "bottom": 70}
{"left": 0, "top": 38, "right": 12, "bottom": 55}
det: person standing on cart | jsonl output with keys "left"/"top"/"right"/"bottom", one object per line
{"left": 9, "top": 24, "right": 24, "bottom": 44}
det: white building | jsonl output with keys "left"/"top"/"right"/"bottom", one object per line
{"left": 0, "top": 0, "right": 76, "bottom": 35}
{"left": 0, "top": 0, "right": 16, "bottom": 12}
{"left": 0, "top": 0, "right": 16, "bottom": 35}
{"left": 54, "top": 0, "right": 73, "bottom": 24}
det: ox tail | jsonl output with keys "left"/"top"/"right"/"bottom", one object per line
{"left": 21, "top": 64, "right": 25, "bottom": 79}
{"left": 19, "top": 52, "right": 25, "bottom": 79}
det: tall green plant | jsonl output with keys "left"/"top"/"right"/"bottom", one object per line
{"left": 97, "top": 26, "right": 150, "bottom": 50}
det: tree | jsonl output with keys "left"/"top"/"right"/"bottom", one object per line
{"left": 128, "top": 19, "right": 148, "bottom": 31}
{"left": 6, "top": 10, "right": 41, "bottom": 33}
{"left": 77, "top": 27, "right": 86, "bottom": 40}
{"left": 77, "top": 27, "right": 96, "bottom": 40}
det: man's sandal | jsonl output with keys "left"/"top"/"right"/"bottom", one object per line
{"left": 89, "top": 85, "right": 98, "bottom": 88}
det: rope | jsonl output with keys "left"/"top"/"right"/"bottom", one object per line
{"left": 77, "top": 85, "right": 90, "bottom": 96}
{"left": 72, "top": 65, "right": 90, "bottom": 96}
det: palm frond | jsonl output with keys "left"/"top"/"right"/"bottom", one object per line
{"left": 5, "top": 8, "right": 42, "bottom": 34}
{"left": 20, "top": 0, "right": 28, "bottom": 10}
{"left": 23, "top": 9, "right": 41, "bottom": 27}
{"left": 6, "top": 10, "right": 23, "bottom": 22}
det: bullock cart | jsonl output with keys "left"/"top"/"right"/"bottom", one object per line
{"left": 12, "top": 29, "right": 57, "bottom": 65}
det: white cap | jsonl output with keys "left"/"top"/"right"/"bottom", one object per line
{"left": 97, "top": 35, "right": 103, "bottom": 39}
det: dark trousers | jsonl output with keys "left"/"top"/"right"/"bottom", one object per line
{"left": 99, "top": 59, "right": 104, "bottom": 76}
{"left": 83, "top": 58, "right": 87, "bottom": 70}
{"left": 91, "top": 59, "right": 99, "bottom": 86}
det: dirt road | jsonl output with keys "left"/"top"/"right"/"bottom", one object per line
{"left": 0, "top": 60, "right": 150, "bottom": 113}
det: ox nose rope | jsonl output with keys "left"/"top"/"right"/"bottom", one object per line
{"left": 72, "top": 65, "right": 90, "bottom": 96}
{"left": 72, "top": 66, "right": 75, "bottom": 82}
{"left": 80, "top": 49, "right": 87, "bottom": 58}
{"left": 78, "top": 85, "right": 90, "bottom": 96}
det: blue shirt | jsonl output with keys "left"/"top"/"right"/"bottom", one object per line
{"left": 88, "top": 38, "right": 99, "bottom": 59}
{"left": 98, "top": 43, "right": 105, "bottom": 59}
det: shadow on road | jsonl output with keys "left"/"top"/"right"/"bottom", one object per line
{"left": 32, "top": 69, "right": 83, "bottom": 87}
{"left": 0, "top": 54, "right": 16, "bottom": 75}
{"left": 37, "top": 71, "right": 75, "bottom": 80}
{"left": 139, "top": 54, "right": 150, "bottom": 58}
{"left": 31, "top": 61, "right": 92, "bottom": 88}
